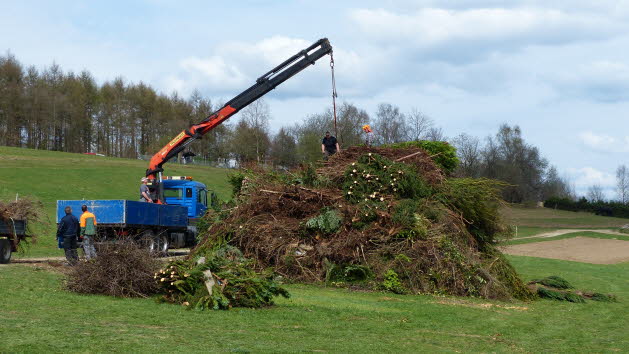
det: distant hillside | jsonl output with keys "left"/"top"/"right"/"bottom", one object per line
{"left": 0, "top": 146, "right": 231, "bottom": 257}
{"left": 502, "top": 204, "right": 629, "bottom": 228}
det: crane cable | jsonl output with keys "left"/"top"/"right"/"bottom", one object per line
{"left": 330, "top": 52, "right": 338, "bottom": 138}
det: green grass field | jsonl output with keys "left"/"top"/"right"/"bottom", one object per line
{"left": 2, "top": 146, "right": 629, "bottom": 352}
{"left": 503, "top": 204, "right": 629, "bottom": 228}
{"left": 0, "top": 146, "right": 232, "bottom": 257}
{"left": 1, "top": 257, "right": 628, "bottom": 352}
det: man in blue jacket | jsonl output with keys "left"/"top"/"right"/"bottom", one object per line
{"left": 57, "top": 206, "right": 80, "bottom": 265}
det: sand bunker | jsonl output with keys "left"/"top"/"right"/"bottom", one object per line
{"left": 502, "top": 236, "right": 629, "bottom": 264}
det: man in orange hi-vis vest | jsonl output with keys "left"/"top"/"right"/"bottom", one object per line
{"left": 79, "top": 205, "right": 98, "bottom": 260}
{"left": 362, "top": 125, "right": 374, "bottom": 147}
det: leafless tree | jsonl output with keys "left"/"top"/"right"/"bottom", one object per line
{"left": 406, "top": 108, "right": 433, "bottom": 141}
{"left": 616, "top": 165, "right": 629, "bottom": 203}
{"left": 240, "top": 100, "right": 270, "bottom": 163}
{"left": 373, "top": 103, "right": 407, "bottom": 145}
{"left": 587, "top": 185, "right": 605, "bottom": 202}
{"left": 451, "top": 133, "right": 481, "bottom": 177}
{"left": 425, "top": 127, "right": 445, "bottom": 142}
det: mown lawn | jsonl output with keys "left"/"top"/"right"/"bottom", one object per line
{"left": 1, "top": 256, "right": 628, "bottom": 352}
{"left": 0, "top": 146, "right": 232, "bottom": 257}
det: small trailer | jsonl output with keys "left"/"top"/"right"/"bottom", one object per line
{"left": 0, "top": 218, "right": 26, "bottom": 264}
{"left": 56, "top": 199, "right": 196, "bottom": 254}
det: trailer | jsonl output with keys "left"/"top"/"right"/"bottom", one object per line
{"left": 56, "top": 200, "right": 193, "bottom": 254}
{"left": 0, "top": 218, "right": 26, "bottom": 264}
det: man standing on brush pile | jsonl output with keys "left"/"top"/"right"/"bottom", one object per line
{"left": 321, "top": 131, "right": 341, "bottom": 160}
{"left": 57, "top": 206, "right": 80, "bottom": 265}
{"left": 79, "top": 205, "right": 97, "bottom": 260}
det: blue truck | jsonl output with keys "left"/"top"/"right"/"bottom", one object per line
{"left": 56, "top": 177, "right": 215, "bottom": 253}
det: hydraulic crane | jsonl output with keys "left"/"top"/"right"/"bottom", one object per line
{"left": 146, "top": 38, "right": 333, "bottom": 203}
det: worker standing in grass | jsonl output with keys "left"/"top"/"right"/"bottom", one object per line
{"left": 80, "top": 205, "right": 97, "bottom": 260}
{"left": 321, "top": 131, "right": 341, "bottom": 160}
{"left": 57, "top": 206, "right": 80, "bottom": 265}
{"left": 140, "top": 177, "right": 153, "bottom": 202}
{"left": 362, "top": 124, "right": 374, "bottom": 147}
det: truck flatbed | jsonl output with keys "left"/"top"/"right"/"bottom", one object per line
{"left": 56, "top": 200, "right": 188, "bottom": 228}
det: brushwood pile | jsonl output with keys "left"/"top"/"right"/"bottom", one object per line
{"left": 0, "top": 198, "right": 45, "bottom": 245}
{"left": 194, "top": 143, "right": 534, "bottom": 300}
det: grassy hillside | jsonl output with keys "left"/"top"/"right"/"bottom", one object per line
{"left": 502, "top": 204, "right": 629, "bottom": 228}
{"left": 0, "top": 146, "right": 231, "bottom": 257}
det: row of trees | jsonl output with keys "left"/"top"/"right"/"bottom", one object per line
{"left": 450, "top": 125, "right": 573, "bottom": 203}
{"left": 1, "top": 53, "right": 574, "bottom": 203}
{"left": 0, "top": 53, "right": 443, "bottom": 164}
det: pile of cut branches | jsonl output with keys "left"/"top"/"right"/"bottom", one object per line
{"left": 157, "top": 246, "right": 289, "bottom": 310}
{"left": 528, "top": 276, "right": 617, "bottom": 303}
{"left": 65, "top": 242, "right": 161, "bottom": 297}
{"left": 0, "top": 197, "right": 46, "bottom": 246}
{"left": 194, "top": 146, "right": 534, "bottom": 300}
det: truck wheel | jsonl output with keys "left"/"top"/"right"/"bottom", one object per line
{"left": 156, "top": 232, "right": 169, "bottom": 255}
{"left": 0, "top": 239, "right": 12, "bottom": 264}
{"left": 140, "top": 230, "right": 169, "bottom": 256}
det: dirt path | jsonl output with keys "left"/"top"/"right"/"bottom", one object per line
{"left": 502, "top": 236, "right": 629, "bottom": 264}
{"left": 516, "top": 229, "right": 627, "bottom": 240}
{"left": 1, "top": 249, "right": 190, "bottom": 266}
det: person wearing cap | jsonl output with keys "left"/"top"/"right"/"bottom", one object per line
{"left": 79, "top": 205, "right": 98, "bottom": 260}
{"left": 321, "top": 131, "right": 340, "bottom": 160}
{"left": 140, "top": 177, "right": 153, "bottom": 203}
{"left": 362, "top": 125, "right": 374, "bottom": 147}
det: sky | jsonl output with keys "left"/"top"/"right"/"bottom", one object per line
{"left": 2, "top": 0, "right": 629, "bottom": 197}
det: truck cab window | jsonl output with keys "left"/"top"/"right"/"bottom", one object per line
{"left": 198, "top": 189, "right": 208, "bottom": 206}
{"left": 186, "top": 188, "right": 193, "bottom": 199}
{"left": 164, "top": 188, "right": 183, "bottom": 199}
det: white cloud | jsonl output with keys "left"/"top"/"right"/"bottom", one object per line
{"left": 566, "top": 167, "right": 615, "bottom": 187}
{"left": 166, "top": 36, "right": 363, "bottom": 99}
{"left": 578, "top": 131, "right": 629, "bottom": 153}
{"left": 349, "top": 7, "right": 619, "bottom": 50}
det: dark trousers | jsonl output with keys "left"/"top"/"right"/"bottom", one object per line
{"left": 63, "top": 235, "right": 79, "bottom": 265}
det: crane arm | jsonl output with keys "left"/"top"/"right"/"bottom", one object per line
{"left": 146, "top": 38, "right": 333, "bottom": 182}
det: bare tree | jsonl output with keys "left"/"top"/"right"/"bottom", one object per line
{"left": 240, "top": 100, "right": 270, "bottom": 163}
{"left": 451, "top": 133, "right": 481, "bottom": 177}
{"left": 616, "top": 165, "right": 629, "bottom": 203}
{"left": 406, "top": 108, "right": 433, "bottom": 141}
{"left": 587, "top": 185, "right": 605, "bottom": 202}
{"left": 373, "top": 103, "right": 407, "bottom": 145}
{"left": 425, "top": 127, "right": 445, "bottom": 142}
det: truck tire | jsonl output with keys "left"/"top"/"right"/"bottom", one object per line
{"left": 0, "top": 239, "right": 12, "bottom": 264}
{"left": 156, "top": 232, "right": 169, "bottom": 255}
{"left": 140, "top": 230, "right": 169, "bottom": 255}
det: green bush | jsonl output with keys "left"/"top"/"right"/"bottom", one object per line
{"left": 380, "top": 269, "right": 407, "bottom": 294}
{"left": 385, "top": 140, "right": 459, "bottom": 174}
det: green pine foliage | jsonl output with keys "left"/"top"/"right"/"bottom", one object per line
{"left": 385, "top": 141, "right": 459, "bottom": 174}
{"left": 305, "top": 208, "right": 343, "bottom": 235}
{"left": 532, "top": 276, "right": 574, "bottom": 290}
{"left": 342, "top": 153, "right": 432, "bottom": 203}
{"left": 157, "top": 246, "right": 289, "bottom": 310}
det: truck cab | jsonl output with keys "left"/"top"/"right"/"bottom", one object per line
{"left": 161, "top": 176, "right": 215, "bottom": 220}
